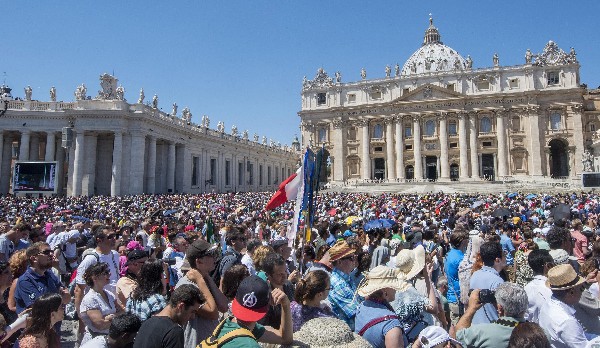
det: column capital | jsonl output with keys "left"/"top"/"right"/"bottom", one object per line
{"left": 437, "top": 112, "right": 449, "bottom": 121}
{"left": 494, "top": 108, "right": 508, "bottom": 118}
{"left": 412, "top": 114, "right": 421, "bottom": 122}
{"left": 383, "top": 117, "right": 395, "bottom": 125}
{"left": 457, "top": 110, "right": 469, "bottom": 120}
{"left": 571, "top": 104, "right": 584, "bottom": 114}
{"left": 332, "top": 118, "right": 346, "bottom": 129}
{"left": 356, "top": 119, "right": 370, "bottom": 128}
{"left": 524, "top": 105, "right": 540, "bottom": 115}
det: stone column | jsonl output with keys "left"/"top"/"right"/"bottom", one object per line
{"left": 167, "top": 142, "right": 176, "bottom": 193}
{"left": 385, "top": 119, "right": 396, "bottom": 180}
{"left": 413, "top": 116, "right": 423, "bottom": 180}
{"left": 55, "top": 140, "right": 65, "bottom": 195}
{"left": 0, "top": 136, "right": 12, "bottom": 194}
{"left": 45, "top": 132, "right": 56, "bottom": 161}
{"left": 146, "top": 136, "right": 157, "bottom": 194}
{"left": 111, "top": 132, "right": 123, "bottom": 196}
{"left": 332, "top": 120, "right": 346, "bottom": 182}
{"left": 458, "top": 112, "right": 469, "bottom": 180}
{"left": 439, "top": 113, "right": 449, "bottom": 180}
{"left": 29, "top": 134, "right": 39, "bottom": 161}
{"left": 395, "top": 116, "right": 405, "bottom": 179}
{"left": 527, "top": 107, "right": 543, "bottom": 176}
{"left": 83, "top": 134, "right": 97, "bottom": 196}
{"left": 130, "top": 134, "right": 146, "bottom": 195}
{"left": 72, "top": 131, "right": 85, "bottom": 196}
{"left": 496, "top": 110, "right": 508, "bottom": 177}
{"left": 571, "top": 104, "right": 585, "bottom": 177}
{"left": 361, "top": 120, "right": 371, "bottom": 180}
{"left": 19, "top": 131, "right": 30, "bottom": 161}
{"left": 468, "top": 112, "right": 480, "bottom": 179}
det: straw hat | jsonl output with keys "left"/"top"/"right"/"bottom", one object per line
{"left": 395, "top": 245, "right": 425, "bottom": 280}
{"left": 328, "top": 240, "right": 355, "bottom": 262}
{"left": 288, "top": 317, "right": 373, "bottom": 348}
{"left": 357, "top": 265, "right": 409, "bottom": 297}
{"left": 546, "top": 264, "right": 585, "bottom": 290}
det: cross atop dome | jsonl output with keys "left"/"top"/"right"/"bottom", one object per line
{"left": 423, "top": 15, "right": 442, "bottom": 46}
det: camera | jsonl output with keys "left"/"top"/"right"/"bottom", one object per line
{"left": 479, "top": 289, "right": 496, "bottom": 304}
{"left": 162, "top": 258, "right": 177, "bottom": 266}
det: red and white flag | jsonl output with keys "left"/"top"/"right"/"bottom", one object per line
{"left": 265, "top": 167, "right": 302, "bottom": 210}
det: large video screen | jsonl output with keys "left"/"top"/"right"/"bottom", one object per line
{"left": 13, "top": 161, "right": 57, "bottom": 193}
{"left": 582, "top": 173, "right": 600, "bottom": 188}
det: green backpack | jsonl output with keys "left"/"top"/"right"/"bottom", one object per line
{"left": 199, "top": 316, "right": 255, "bottom": 348}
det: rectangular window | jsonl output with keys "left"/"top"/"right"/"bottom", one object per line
{"left": 449, "top": 142, "right": 458, "bottom": 148}
{"left": 509, "top": 78, "right": 519, "bottom": 89}
{"left": 405, "top": 126, "right": 412, "bottom": 138}
{"left": 448, "top": 122, "right": 457, "bottom": 135}
{"left": 370, "top": 91, "right": 382, "bottom": 100}
{"left": 447, "top": 83, "right": 455, "bottom": 91}
{"left": 405, "top": 144, "right": 413, "bottom": 150}
{"left": 210, "top": 158, "right": 217, "bottom": 185}
{"left": 317, "top": 93, "right": 326, "bottom": 105}
{"left": 225, "top": 160, "right": 231, "bottom": 186}
{"left": 347, "top": 93, "right": 356, "bottom": 103}
{"left": 267, "top": 166, "right": 271, "bottom": 185}
{"left": 191, "top": 156, "right": 199, "bottom": 186}
{"left": 403, "top": 88, "right": 410, "bottom": 95}
{"left": 248, "top": 162, "right": 254, "bottom": 185}
{"left": 374, "top": 147, "right": 383, "bottom": 152}
{"left": 483, "top": 141, "right": 492, "bottom": 147}
{"left": 476, "top": 81, "right": 490, "bottom": 91}
{"left": 238, "top": 162, "right": 244, "bottom": 186}
{"left": 259, "top": 165, "right": 263, "bottom": 186}
{"left": 547, "top": 72, "right": 560, "bottom": 85}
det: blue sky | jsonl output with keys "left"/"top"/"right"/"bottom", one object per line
{"left": 4, "top": 1, "right": 600, "bottom": 145}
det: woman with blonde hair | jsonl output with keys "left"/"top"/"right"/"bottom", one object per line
{"left": 251, "top": 245, "right": 275, "bottom": 273}
{"left": 7, "top": 250, "right": 28, "bottom": 313}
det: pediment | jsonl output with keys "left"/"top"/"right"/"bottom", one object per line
{"left": 394, "top": 83, "right": 463, "bottom": 102}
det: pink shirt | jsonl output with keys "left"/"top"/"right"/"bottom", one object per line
{"left": 571, "top": 230, "right": 588, "bottom": 263}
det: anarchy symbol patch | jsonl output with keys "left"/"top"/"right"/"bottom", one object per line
{"left": 242, "top": 292, "right": 258, "bottom": 308}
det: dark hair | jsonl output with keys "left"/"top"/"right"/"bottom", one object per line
{"left": 508, "top": 322, "right": 551, "bottom": 348}
{"left": 449, "top": 229, "right": 468, "bottom": 248}
{"left": 316, "top": 244, "right": 330, "bottom": 260}
{"left": 295, "top": 270, "right": 329, "bottom": 303}
{"left": 221, "top": 265, "right": 250, "bottom": 300}
{"left": 22, "top": 293, "right": 62, "bottom": 347}
{"left": 26, "top": 242, "right": 50, "bottom": 261}
{"left": 262, "top": 253, "right": 286, "bottom": 276}
{"left": 246, "top": 239, "right": 262, "bottom": 254}
{"left": 109, "top": 312, "right": 142, "bottom": 339}
{"left": 169, "top": 283, "right": 205, "bottom": 308}
{"left": 479, "top": 242, "right": 503, "bottom": 267}
{"left": 94, "top": 225, "right": 112, "bottom": 242}
{"left": 225, "top": 229, "right": 245, "bottom": 246}
{"left": 546, "top": 227, "right": 569, "bottom": 249}
{"left": 83, "top": 262, "right": 110, "bottom": 287}
{"left": 130, "top": 260, "right": 163, "bottom": 301}
{"left": 528, "top": 249, "right": 554, "bottom": 275}
{"left": 14, "top": 223, "right": 32, "bottom": 232}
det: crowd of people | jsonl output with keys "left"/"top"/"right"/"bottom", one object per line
{"left": 0, "top": 190, "right": 599, "bottom": 347}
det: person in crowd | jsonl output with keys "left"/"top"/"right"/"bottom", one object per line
{"left": 259, "top": 253, "right": 295, "bottom": 329}
{"left": 453, "top": 282, "right": 528, "bottom": 348}
{"left": 413, "top": 326, "right": 461, "bottom": 348}
{"left": 175, "top": 239, "right": 228, "bottom": 347}
{"left": 52, "top": 227, "right": 80, "bottom": 283}
{"left": 251, "top": 245, "right": 275, "bottom": 274}
{"left": 538, "top": 264, "right": 589, "bottom": 348}
{"left": 199, "top": 275, "right": 293, "bottom": 347}
{"left": 115, "top": 249, "right": 147, "bottom": 308}
{"left": 270, "top": 237, "right": 298, "bottom": 276}
{"left": 435, "top": 277, "right": 450, "bottom": 330}
{"left": 289, "top": 269, "right": 334, "bottom": 332}
{"left": 220, "top": 264, "right": 250, "bottom": 302}
{"left": 18, "top": 293, "right": 63, "bottom": 348}
{"left": 443, "top": 229, "right": 468, "bottom": 325}
{"left": 147, "top": 226, "right": 167, "bottom": 258}
{"left": 80, "top": 262, "right": 120, "bottom": 345}
{"left": 0, "top": 223, "right": 32, "bottom": 263}
{"left": 241, "top": 238, "right": 261, "bottom": 276}
{"left": 514, "top": 237, "right": 537, "bottom": 287}
{"left": 572, "top": 258, "right": 600, "bottom": 336}
{"left": 368, "top": 229, "right": 390, "bottom": 271}
{"left": 133, "top": 284, "right": 205, "bottom": 348}
{"left": 547, "top": 226, "right": 579, "bottom": 273}
{"left": 391, "top": 245, "right": 438, "bottom": 343}
{"left": 571, "top": 219, "right": 591, "bottom": 265}
{"left": 354, "top": 265, "right": 406, "bottom": 348}
{"left": 80, "top": 312, "right": 142, "bottom": 348}
{"left": 468, "top": 241, "right": 505, "bottom": 325}
{"left": 125, "top": 260, "right": 167, "bottom": 322}
{"left": 499, "top": 226, "right": 516, "bottom": 282}
{"left": 213, "top": 228, "right": 246, "bottom": 286}
{"left": 523, "top": 249, "right": 554, "bottom": 323}
{"left": 507, "top": 322, "right": 551, "bottom": 348}
{"left": 6, "top": 250, "right": 27, "bottom": 314}
{"left": 458, "top": 231, "right": 483, "bottom": 306}
{"left": 327, "top": 240, "right": 359, "bottom": 330}
{"left": 14, "top": 242, "right": 70, "bottom": 315}
{"left": 162, "top": 235, "right": 188, "bottom": 288}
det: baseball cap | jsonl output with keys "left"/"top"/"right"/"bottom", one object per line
{"left": 418, "top": 326, "right": 461, "bottom": 348}
{"left": 187, "top": 239, "right": 217, "bottom": 262}
{"left": 126, "top": 249, "right": 148, "bottom": 265}
{"left": 231, "top": 275, "right": 270, "bottom": 322}
{"left": 270, "top": 237, "right": 288, "bottom": 249}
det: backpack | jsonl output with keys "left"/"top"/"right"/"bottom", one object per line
{"left": 211, "top": 250, "right": 242, "bottom": 284}
{"left": 200, "top": 316, "right": 255, "bottom": 348}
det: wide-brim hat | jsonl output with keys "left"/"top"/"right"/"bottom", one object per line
{"left": 357, "top": 265, "right": 409, "bottom": 297}
{"left": 289, "top": 317, "right": 373, "bottom": 348}
{"left": 546, "top": 263, "right": 585, "bottom": 290}
{"left": 328, "top": 240, "right": 355, "bottom": 262}
{"left": 395, "top": 245, "right": 425, "bottom": 281}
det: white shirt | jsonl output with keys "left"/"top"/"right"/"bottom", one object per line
{"left": 241, "top": 253, "right": 256, "bottom": 275}
{"left": 79, "top": 336, "right": 108, "bottom": 348}
{"left": 539, "top": 297, "right": 588, "bottom": 348}
{"left": 76, "top": 250, "right": 120, "bottom": 294}
{"left": 524, "top": 275, "right": 552, "bottom": 323}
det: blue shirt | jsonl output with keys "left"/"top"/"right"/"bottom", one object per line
{"left": 355, "top": 300, "right": 402, "bottom": 348}
{"left": 500, "top": 234, "right": 515, "bottom": 266}
{"left": 14, "top": 267, "right": 62, "bottom": 314}
{"left": 328, "top": 268, "right": 359, "bottom": 330}
{"left": 469, "top": 266, "right": 504, "bottom": 325}
{"left": 444, "top": 247, "right": 464, "bottom": 304}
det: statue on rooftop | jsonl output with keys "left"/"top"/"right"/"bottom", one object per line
{"left": 361, "top": 68, "right": 366, "bottom": 80}
{"left": 254, "top": 133, "right": 259, "bottom": 142}
{"left": 395, "top": 63, "right": 400, "bottom": 76}
{"left": 138, "top": 88, "right": 145, "bottom": 104}
{"left": 24, "top": 86, "right": 32, "bottom": 101}
{"left": 335, "top": 71, "right": 341, "bottom": 83}
{"left": 262, "top": 136, "right": 267, "bottom": 145}
{"left": 182, "top": 107, "right": 191, "bottom": 123}
{"left": 525, "top": 49, "right": 533, "bottom": 64}
{"left": 231, "top": 125, "right": 238, "bottom": 137}
{"left": 493, "top": 53, "right": 499, "bottom": 67}
{"left": 466, "top": 55, "right": 473, "bottom": 69}
{"left": 385, "top": 65, "right": 391, "bottom": 78}
{"left": 243, "top": 130, "right": 249, "bottom": 140}
{"left": 116, "top": 85, "right": 125, "bottom": 101}
{"left": 172, "top": 103, "right": 178, "bottom": 116}
{"left": 152, "top": 95, "right": 158, "bottom": 109}
{"left": 75, "top": 84, "right": 87, "bottom": 101}
{"left": 217, "top": 121, "right": 225, "bottom": 133}
{"left": 50, "top": 86, "right": 56, "bottom": 102}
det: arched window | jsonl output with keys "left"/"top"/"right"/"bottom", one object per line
{"left": 373, "top": 124, "right": 383, "bottom": 139}
{"left": 480, "top": 117, "right": 492, "bottom": 133}
{"left": 318, "top": 128, "right": 327, "bottom": 142}
{"left": 550, "top": 112, "right": 561, "bottom": 130}
{"left": 425, "top": 120, "right": 435, "bottom": 136}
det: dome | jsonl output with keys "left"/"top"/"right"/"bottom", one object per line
{"left": 401, "top": 17, "right": 468, "bottom": 76}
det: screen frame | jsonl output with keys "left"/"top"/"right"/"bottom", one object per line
{"left": 12, "top": 161, "right": 58, "bottom": 194}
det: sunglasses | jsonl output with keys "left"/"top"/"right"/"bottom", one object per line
{"left": 106, "top": 234, "right": 117, "bottom": 240}
{"left": 38, "top": 249, "right": 54, "bottom": 256}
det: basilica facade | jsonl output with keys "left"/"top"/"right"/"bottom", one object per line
{"left": 0, "top": 74, "right": 299, "bottom": 196}
{"left": 299, "top": 18, "right": 593, "bottom": 184}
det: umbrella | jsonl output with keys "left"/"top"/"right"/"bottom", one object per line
{"left": 551, "top": 203, "right": 571, "bottom": 220}
{"left": 328, "top": 208, "right": 337, "bottom": 217}
{"left": 363, "top": 219, "right": 397, "bottom": 231}
{"left": 526, "top": 194, "right": 537, "bottom": 200}
{"left": 71, "top": 215, "right": 91, "bottom": 223}
{"left": 345, "top": 216, "right": 361, "bottom": 225}
{"left": 471, "top": 200, "right": 485, "bottom": 209}
{"left": 59, "top": 209, "right": 73, "bottom": 215}
{"left": 36, "top": 204, "right": 49, "bottom": 211}
{"left": 163, "top": 209, "right": 178, "bottom": 217}
{"left": 507, "top": 192, "right": 518, "bottom": 199}
{"left": 491, "top": 207, "right": 513, "bottom": 217}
